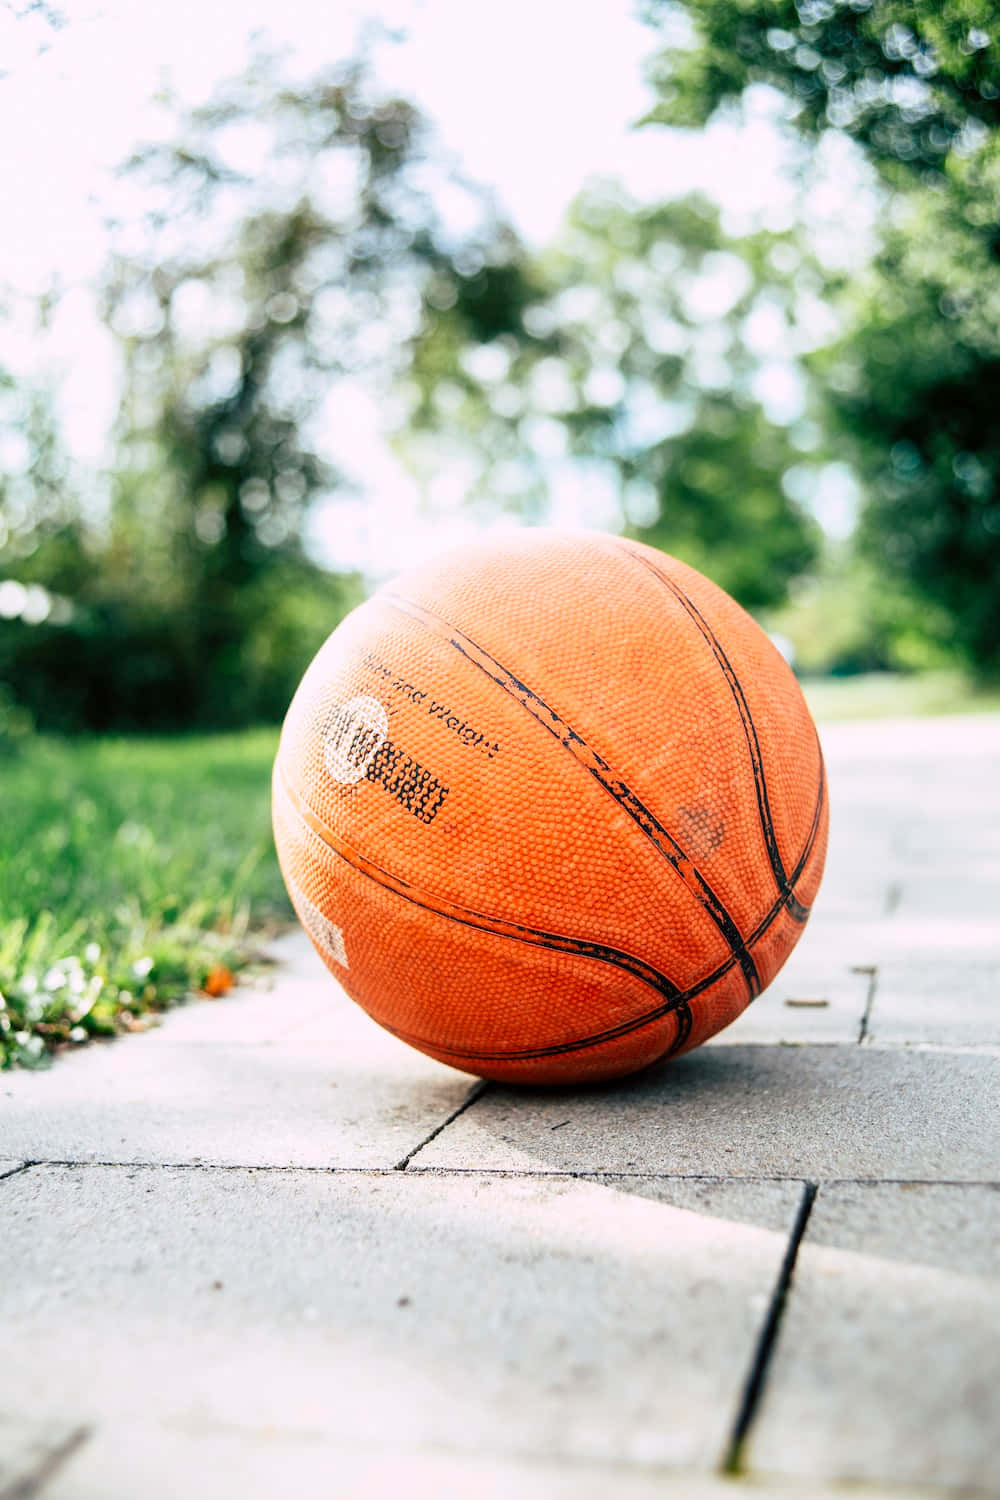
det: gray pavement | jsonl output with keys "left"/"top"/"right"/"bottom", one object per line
{"left": 412, "top": 1045, "right": 998, "bottom": 1179}
{"left": 1, "top": 715, "right": 998, "bottom": 1498}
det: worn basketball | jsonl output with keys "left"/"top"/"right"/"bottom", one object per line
{"left": 272, "top": 530, "right": 828, "bottom": 1084}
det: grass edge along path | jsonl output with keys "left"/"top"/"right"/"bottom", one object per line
{"left": 0, "top": 729, "right": 290, "bottom": 1069}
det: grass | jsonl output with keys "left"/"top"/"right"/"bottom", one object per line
{"left": 0, "top": 729, "right": 290, "bottom": 1068}
{"left": 801, "top": 669, "right": 1000, "bottom": 722}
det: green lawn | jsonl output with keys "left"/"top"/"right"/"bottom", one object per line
{"left": 802, "top": 669, "right": 1000, "bottom": 722}
{"left": 0, "top": 730, "right": 290, "bottom": 1067}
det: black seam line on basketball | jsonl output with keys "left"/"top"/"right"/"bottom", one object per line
{"left": 379, "top": 998, "right": 694, "bottom": 1065}
{"left": 669, "top": 997, "right": 694, "bottom": 1054}
{"left": 786, "top": 726, "right": 827, "bottom": 924}
{"left": 276, "top": 759, "right": 820, "bottom": 1064}
{"left": 275, "top": 766, "right": 691, "bottom": 1042}
{"left": 653, "top": 757, "right": 825, "bottom": 1064}
{"left": 612, "top": 540, "right": 822, "bottom": 930}
{"left": 278, "top": 775, "right": 694, "bottom": 1061}
{"left": 380, "top": 591, "right": 761, "bottom": 1002}
{"left": 283, "top": 739, "right": 820, "bottom": 1064}
{"left": 612, "top": 538, "right": 799, "bottom": 910}
{"left": 785, "top": 890, "right": 810, "bottom": 924}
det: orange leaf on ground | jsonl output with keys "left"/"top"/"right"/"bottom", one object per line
{"left": 202, "top": 965, "right": 235, "bottom": 998}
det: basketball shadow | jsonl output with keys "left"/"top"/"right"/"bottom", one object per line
{"left": 446, "top": 1038, "right": 998, "bottom": 1187}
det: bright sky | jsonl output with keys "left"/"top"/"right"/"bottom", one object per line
{"left": 0, "top": 0, "right": 875, "bottom": 573}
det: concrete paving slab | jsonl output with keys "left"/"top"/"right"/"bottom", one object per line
{"left": 809, "top": 837, "right": 901, "bottom": 922}
{"left": 800, "top": 1181, "right": 1000, "bottom": 1275}
{"left": 877, "top": 911, "right": 1000, "bottom": 961}
{"left": 801, "top": 782, "right": 899, "bottom": 921}
{"left": 819, "top": 719, "right": 1000, "bottom": 893}
{"left": 0, "top": 1415, "right": 89, "bottom": 1495}
{"left": 819, "top": 714, "right": 1000, "bottom": 766}
{"left": 586, "top": 1174, "right": 802, "bottom": 1234}
{"left": 0, "top": 941, "right": 471, "bottom": 1167}
{"left": 749, "top": 1183, "right": 1000, "bottom": 1492}
{"left": 0, "top": 1166, "right": 798, "bottom": 1474}
{"left": 0, "top": 1036, "right": 471, "bottom": 1168}
{"left": 898, "top": 818, "right": 1000, "bottom": 859}
{"left": 45, "top": 1424, "right": 938, "bottom": 1500}
{"left": 892, "top": 870, "right": 1000, "bottom": 926}
{"left": 414, "top": 1045, "right": 1000, "bottom": 1181}
{"left": 866, "top": 958, "right": 1000, "bottom": 1047}
{"left": 709, "top": 934, "right": 871, "bottom": 1045}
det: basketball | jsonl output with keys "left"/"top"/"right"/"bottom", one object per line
{"left": 272, "top": 530, "right": 828, "bottom": 1084}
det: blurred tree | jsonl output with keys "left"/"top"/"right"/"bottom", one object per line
{"left": 766, "top": 542, "right": 959, "bottom": 675}
{"left": 0, "top": 376, "right": 86, "bottom": 592}
{"left": 643, "top": 0, "right": 998, "bottom": 188}
{"left": 95, "top": 49, "right": 531, "bottom": 726}
{"left": 409, "top": 186, "right": 821, "bottom": 609}
{"left": 0, "top": 0, "right": 66, "bottom": 64}
{"left": 818, "top": 170, "right": 1000, "bottom": 670}
{"left": 1, "top": 48, "right": 533, "bottom": 728}
{"left": 643, "top": 0, "right": 1000, "bottom": 672}
{"left": 0, "top": 373, "right": 98, "bottom": 730}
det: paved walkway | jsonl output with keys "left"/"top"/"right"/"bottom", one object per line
{"left": 2, "top": 717, "right": 998, "bottom": 1500}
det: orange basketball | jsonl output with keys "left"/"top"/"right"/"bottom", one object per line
{"left": 272, "top": 530, "right": 828, "bottom": 1084}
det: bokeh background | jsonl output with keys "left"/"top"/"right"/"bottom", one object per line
{"left": 2, "top": 0, "right": 998, "bottom": 745}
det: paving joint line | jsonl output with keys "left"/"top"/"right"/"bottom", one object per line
{"left": 9, "top": 1162, "right": 997, "bottom": 1187}
{"left": 393, "top": 1079, "right": 491, "bottom": 1171}
{"left": 0, "top": 1424, "right": 91, "bottom": 1500}
{"left": 0, "top": 1162, "right": 33, "bottom": 1184}
{"left": 721, "top": 1180, "right": 817, "bottom": 1476}
{"left": 853, "top": 965, "right": 878, "bottom": 1044}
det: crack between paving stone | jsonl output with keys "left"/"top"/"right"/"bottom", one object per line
{"left": 854, "top": 965, "right": 878, "bottom": 1044}
{"left": 721, "top": 1179, "right": 817, "bottom": 1477}
{"left": 0, "top": 1162, "right": 34, "bottom": 1184}
{"left": 0, "top": 1424, "right": 91, "bottom": 1500}
{"left": 9, "top": 1162, "right": 999, "bottom": 1187}
{"left": 393, "top": 1080, "right": 491, "bottom": 1171}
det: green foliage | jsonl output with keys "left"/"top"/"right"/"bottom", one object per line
{"left": 0, "top": 730, "right": 287, "bottom": 1067}
{"left": 0, "top": 377, "right": 88, "bottom": 585}
{"left": 814, "top": 169, "right": 1000, "bottom": 672}
{"left": 409, "top": 186, "right": 821, "bottom": 609}
{"left": 764, "top": 542, "right": 960, "bottom": 674}
{"left": 644, "top": 0, "right": 999, "bottom": 192}
{"left": 103, "top": 47, "right": 528, "bottom": 608}
{"left": 0, "top": 554, "right": 362, "bottom": 730}
{"left": 0, "top": 49, "right": 533, "bottom": 731}
{"left": 643, "top": 0, "right": 1000, "bottom": 673}
{"left": 0, "top": 680, "right": 33, "bottom": 756}
{"left": 624, "top": 394, "right": 818, "bottom": 611}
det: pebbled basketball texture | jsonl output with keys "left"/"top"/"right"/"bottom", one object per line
{"left": 272, "top": 530, "right": 828, "bottom": 1084}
